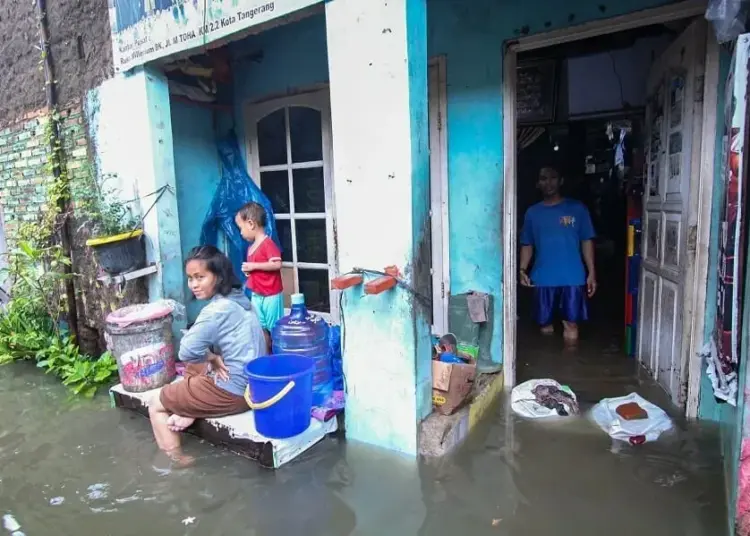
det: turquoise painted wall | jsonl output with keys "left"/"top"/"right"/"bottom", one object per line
{"left": 229, "top": 13, "right": 329, "bottom": 150}
{"left": 224, "top": 0, "right": 688, "bottom": 364}
{"left": 427, "top": 0, "right": 680, "bottom": 362}
{"left": 694, "top": 47, "right": 737, "bottom": 534}
{"left": 171, "top": 100, "right": 223, "bottom": 323}
{"left": 407, "top": 0, "right": 435, "bottom": 420}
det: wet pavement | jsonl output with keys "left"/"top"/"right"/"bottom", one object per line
{"left": 0, "top": 341, "right": 726, "bottom": 536}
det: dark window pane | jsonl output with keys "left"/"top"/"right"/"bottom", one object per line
{"left": 257, "top": 109, "right": 287, "bottom": 166}
{"left": 260, "top": 171, "right": 289, "bottom": 214}
{"left": 295, "top": 219, "right": 327, "bottom": 264}
{"left": 293, "top": 167, "right": 325, "bottom": 213}
{"left": 276, "top": 220, "right": 293, "bottom": 262}
{"left": 298, "top": 268, "right": 330, "bottom": 312}
{"left": 289, "top": 107, "right": 322, "bottom": 163}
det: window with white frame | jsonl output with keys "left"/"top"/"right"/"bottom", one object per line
{"left": 246, "top": 91, "right": 337, "bottom": 319}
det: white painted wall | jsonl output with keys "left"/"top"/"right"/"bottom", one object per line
{"left": 85, "top": 68, "right": 185, "bottom": 326}
{"left": 326, "top": 0, "right": 430, "bottom": 455}
{"left": 567, "top": 34, "right": 671, "bottom": 116}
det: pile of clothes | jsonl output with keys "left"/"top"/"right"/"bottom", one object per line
{"left": 511, "top": 379, "right": 580, "bottom": 419}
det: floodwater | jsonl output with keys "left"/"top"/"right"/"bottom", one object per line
{"left": 0, "top": 349, "right": 726, "bottom": 536}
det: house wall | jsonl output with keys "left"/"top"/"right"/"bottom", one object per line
{"left": 426, "top": 0, "right": 681, "bottom": 361}
{"left": 0, "top": 0, "right": 112, "bottom": 122}
{"left": 86, "top": 69, "right": 186, "bottom": 333}
{"left": 229, "top": 13, "right": 330, "bottom": 150}
{"left": 0, "top": 106, "right": 88, "bottom": 244}
{"left": 224, "top": 1, "right": 687, "bottom": 367}
{"left": 170, "top": 100, "right": 224, "bottom": 322}
{"left": 697, "top": 46, "right": 737, "bottom": 533}
{"left": 566, "top": 34, "right": 671, "bottom": 116}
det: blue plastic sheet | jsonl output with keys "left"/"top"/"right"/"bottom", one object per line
{"left": 200, "top": 132, "right": 280, "bottom": 283}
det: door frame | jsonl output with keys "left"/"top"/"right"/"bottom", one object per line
{"left": 243, "top": 89, "right": 339, "bottom": 322}
{"left": 501, "top": 0, "right": 713, "bottom": 416}
{"left": 428, "top": 55, "right": 450, "bottom": 335}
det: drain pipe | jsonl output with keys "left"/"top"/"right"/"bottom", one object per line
{"left": 35, "top": 0, "right": 79, "bottom": 342}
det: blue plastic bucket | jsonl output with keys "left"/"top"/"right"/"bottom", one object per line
{"left": 244, "top": 354, "right": 315, "bottom": 439}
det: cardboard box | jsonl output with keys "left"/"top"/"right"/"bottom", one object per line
{"left": 432, "top": 360, "right": 476, "bottom": 415}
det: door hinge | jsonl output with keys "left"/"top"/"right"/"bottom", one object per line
{"left": 695, "top": 75, "right": 705, "bottom": 103}
{"left": 441, "top": 281, "right": 445, "bottom": 298}
{"left": 437, "top": 111, "right": 443, "bottom": 131}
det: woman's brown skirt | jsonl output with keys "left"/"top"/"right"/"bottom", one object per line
{"left": 159, "top": 364, "right": 248, "bottom": 419}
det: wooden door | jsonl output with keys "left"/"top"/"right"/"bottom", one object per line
{"left": 639, "top": 19, "right": 707, "bottom": 406}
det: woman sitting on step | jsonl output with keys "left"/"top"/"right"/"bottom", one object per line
{"left": 149, "top": 245, "right": 267, "bottom": 464}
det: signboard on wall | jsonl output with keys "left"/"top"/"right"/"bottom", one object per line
{"left": 108, "top": 0, "right": 323, "bottom": 72}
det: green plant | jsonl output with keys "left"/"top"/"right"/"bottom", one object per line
{"left": 0, "top": 297, "right": 55, "bottom": 365}
{"left": 72, "top": 170, "right": 140, "bottom": 238}
{"left": 0, "top": 298, "right": 118, "bottom": 397}
{"left": 0, "top": 112, "right": 120, "bottom": 398}
{"left": 37, "top": 341, "right": 118, "bottom": 398}
{"left": 3, "top": 238, "right": 73, "bottom": 328}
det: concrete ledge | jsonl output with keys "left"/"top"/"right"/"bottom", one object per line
{"left": 110, "top": 383, "right": 338, "bottom": 469}
{"left": 419, "top": 370, "right": 504, "bottom": 457}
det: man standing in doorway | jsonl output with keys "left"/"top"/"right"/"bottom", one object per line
{"left": 519, "top": 165, "right": 597, "bottom": 342}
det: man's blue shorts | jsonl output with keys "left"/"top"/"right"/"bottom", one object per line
{"left": 533, "top": 286, "right": 588, "bottom": 326}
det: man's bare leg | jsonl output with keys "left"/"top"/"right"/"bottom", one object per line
{"left": 562, "top": 321, "right": 578, "bottom": 341}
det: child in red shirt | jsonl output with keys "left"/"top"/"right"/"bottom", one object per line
{"left": 235, "top": 202, "right": 284, "bottom": 336}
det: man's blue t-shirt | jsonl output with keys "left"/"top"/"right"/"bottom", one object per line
{"left": 520, "top": 198, "right": 595, "bottom": 287}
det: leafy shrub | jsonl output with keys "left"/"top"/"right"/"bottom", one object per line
{"left": 0, "top": 241, "right": 118, "bottom": 398}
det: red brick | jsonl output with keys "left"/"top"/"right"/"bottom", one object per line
{"left": 384, "top": 265, "right": 401, "bottom": 278}
{"left": 364, "top": 275, "right": 397, "bottom": 295}
{"left": 331, "top": 273, "right": 363, "bottom": 290}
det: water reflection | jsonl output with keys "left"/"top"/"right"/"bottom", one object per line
{"left": 0, "top": 365, "right": 725, "bottom": 536}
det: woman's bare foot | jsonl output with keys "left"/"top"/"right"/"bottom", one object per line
{"left": 166, "top": 448, "right": 196, "bottom": 468}
{"left": 540, "top": 325, "right": 554, "bottom": 335}
{"left": 167, "top": 414, "right": 196, "bottom": 432}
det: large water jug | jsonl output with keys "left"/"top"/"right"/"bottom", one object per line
{"left": 271, "top": 293, "right": 332, "bottom": 406}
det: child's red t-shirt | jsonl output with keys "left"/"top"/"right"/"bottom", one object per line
{"left": 246, "top": 237, "right": 283, "bottom": 296}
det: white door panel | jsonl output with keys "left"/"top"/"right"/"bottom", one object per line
{"left": 640, "top": 271, "right": 659, "bottom": 374}
{"left": 637, "top": 18, "right": 706, "bottom": 407}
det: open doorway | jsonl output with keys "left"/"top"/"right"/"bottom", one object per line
{"left": 505, "top": 9, "right": 715, "bottom": 411}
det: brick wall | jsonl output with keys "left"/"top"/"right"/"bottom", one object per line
{"left": 0, "top": 103, "right": 148, "bottom": 355}
{"left": 0, "top": 102, "right": 88, "bottom": 246}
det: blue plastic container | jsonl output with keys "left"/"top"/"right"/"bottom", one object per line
{"left": 272, "top": 293, "right": 332, "bottom": 406}
{"left": 244, "top": 354, "right": 315, "bottom": 439}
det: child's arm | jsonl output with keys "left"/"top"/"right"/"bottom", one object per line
{"left": 244, "top": 239, "right": 282, "bottom": 273}
{"left": 244, "top": 259, "right": 282, "bottom": 272}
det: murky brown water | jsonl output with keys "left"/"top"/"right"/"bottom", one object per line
{"left": 0, "top": 353, "right": 726, "bottom": 536}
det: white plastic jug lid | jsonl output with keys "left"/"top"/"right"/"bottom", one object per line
{"left": 291, "top": 293, "right": 305, "bottom": 305}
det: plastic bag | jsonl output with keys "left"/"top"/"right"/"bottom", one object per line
{"left": 199, "top": 132, "right": 280, "bottom": 283}
{"left": 511, "top": 379, "right": 579, "bottom": 418}
{"left": 706, "top": 0, "right": 750, "bottom": 43}
{"left": 590, "top": 393, "right": 673, "bottom": 443}
{"left": 106, "top": 299, "right": 186, "bottom": 328}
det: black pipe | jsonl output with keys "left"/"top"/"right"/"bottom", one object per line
{"left": 35, "top": 0, "right": 80, "bottom": 342}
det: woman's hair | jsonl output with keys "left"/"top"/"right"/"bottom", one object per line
{"left": 185, "top": 245, "right": 240, "bottom": 296}
{"left": 237, "top": 201, "right": 267, "bottom": 227}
